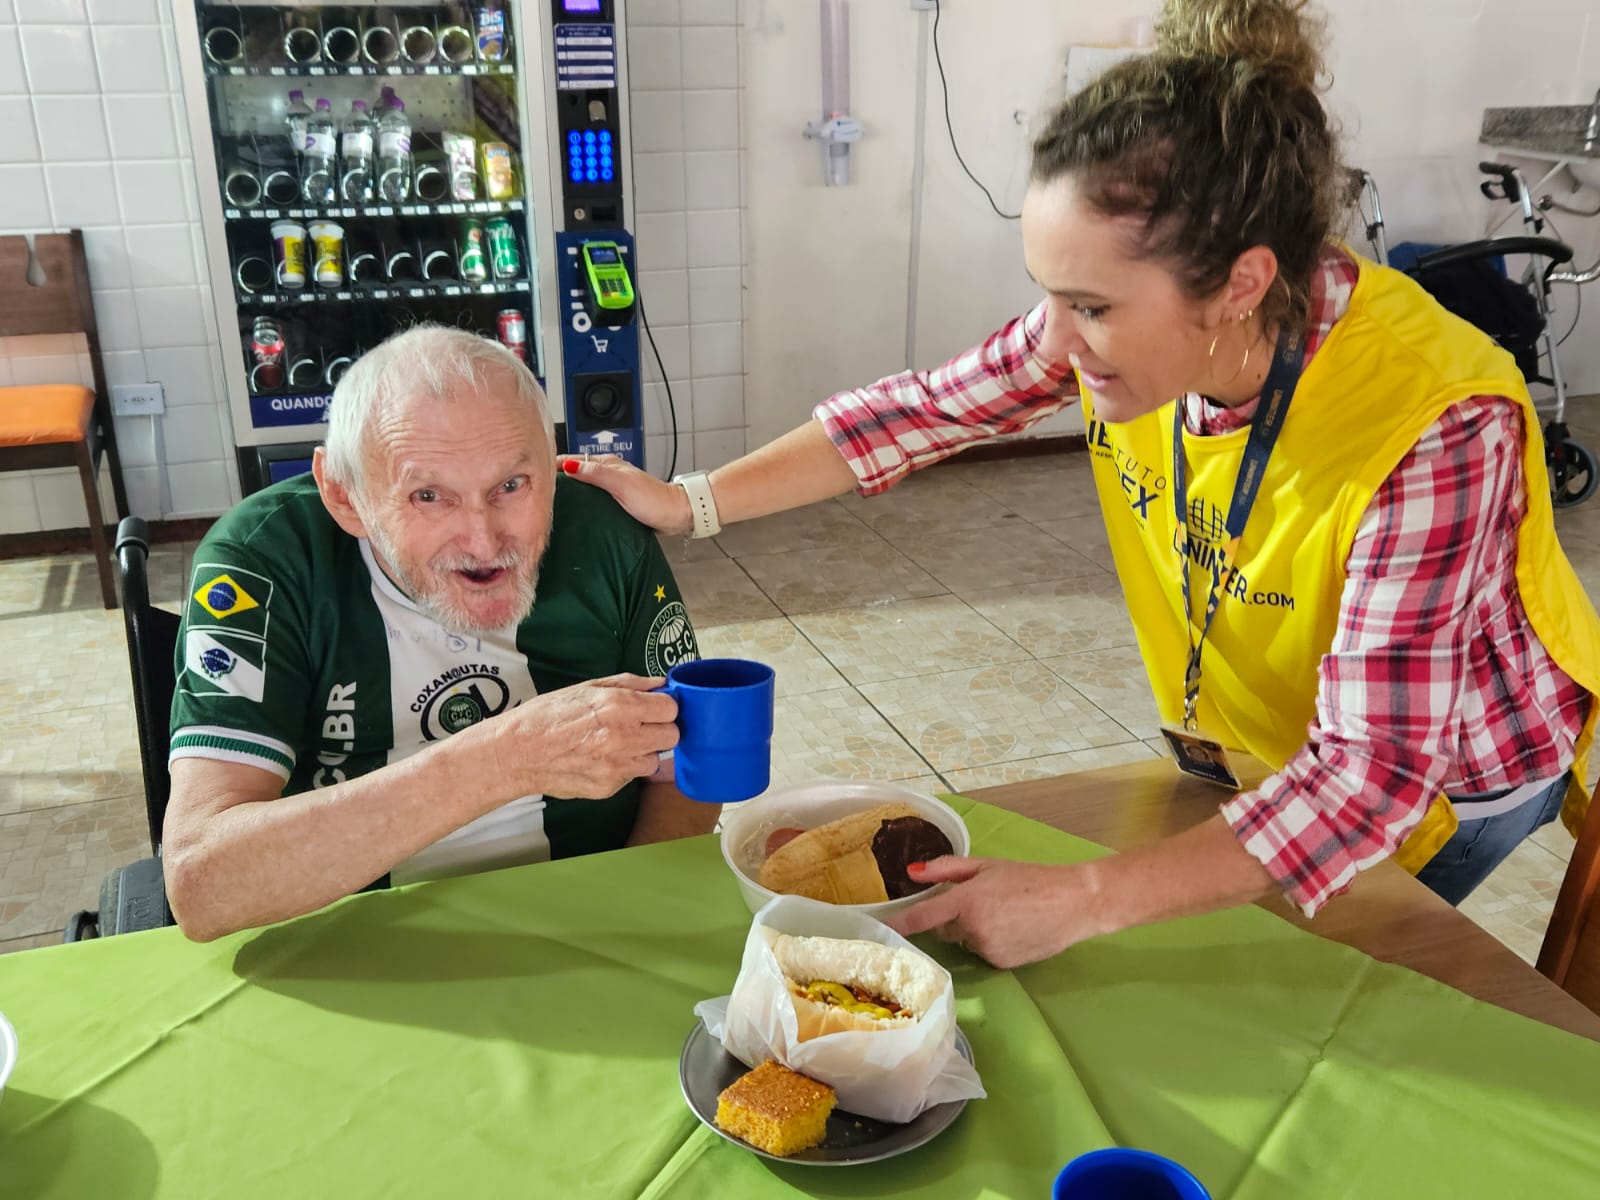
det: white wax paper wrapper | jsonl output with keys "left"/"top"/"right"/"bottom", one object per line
{"left": 693, "top": 895, "right": 985, "bottom": 1123}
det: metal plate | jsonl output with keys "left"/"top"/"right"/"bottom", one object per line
{"left": 678, "top": 1022, "right": 973, "bottom": 1166}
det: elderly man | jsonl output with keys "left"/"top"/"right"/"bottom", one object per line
{"left": 162, "top": 326, "right": 710, "bottom": 941}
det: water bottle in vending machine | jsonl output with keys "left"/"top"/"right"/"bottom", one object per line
{"left": 302, "top": 98, "right": 337, "bottom": 203}
{"left": 376, "top": 98, "right": 412, "bottom": 203}
{"left": 340, "top": 99, "right": 374, "bottom": 202}
{"left": 284, "top": 89, "right": 312, "bottom": 162}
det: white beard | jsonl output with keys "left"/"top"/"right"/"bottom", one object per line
{"left": 365, "top": 520, "right": 540, "bottom": 637}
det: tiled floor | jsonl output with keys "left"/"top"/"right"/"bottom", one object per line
{"left": 6, "top": 406, "right": 1600, "bottom": 967}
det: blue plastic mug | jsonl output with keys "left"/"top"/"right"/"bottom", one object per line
{"left": 660, "top": 658, "right": 775, "bottom": 804}
{"left": 1053, "top": 1149, "right": 1210, "bottom": 1200}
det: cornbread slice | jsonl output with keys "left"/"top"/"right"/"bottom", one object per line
{"left": 714, "top": 1060, "right": 836, "bottom": 1156}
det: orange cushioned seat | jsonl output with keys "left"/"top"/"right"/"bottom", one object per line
{"left": 0, "top": 384, "right": 95, "bottom": 447}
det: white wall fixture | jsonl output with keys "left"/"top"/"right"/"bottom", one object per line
{"left": 110, "top": 381, "right": 165, "bottom": 417}
{"left": 803, "top": 0, "right": 861, "bottom": 186}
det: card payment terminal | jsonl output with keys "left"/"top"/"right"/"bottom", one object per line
{"left": 580, "top": 241, "right": 636, "bottom": 326}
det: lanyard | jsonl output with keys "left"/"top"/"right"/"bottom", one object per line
{"left": 1171, "top": 326, "right": 1306, "bottom": 730}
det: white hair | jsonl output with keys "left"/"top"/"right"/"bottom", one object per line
{"left": 323, "top": 324, "right": 554, "bottom": 496}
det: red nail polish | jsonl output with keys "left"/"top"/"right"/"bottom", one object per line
{"left": 907, "top": 861, "right": 926, "bottom": 876}
{"left": 561, "top": 459, "right": 581, "bottom": 475}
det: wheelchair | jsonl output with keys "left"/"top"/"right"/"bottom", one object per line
{"left": 1351, "top": 164, "right": 1597, "bottom": 508}
{"left": 64, "top": 517, "right": 176, "bottom": 940}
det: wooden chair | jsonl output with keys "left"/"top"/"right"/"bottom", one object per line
{"left": 1536, "top": 787, "right": 1600, "bottom": 1015}
{"left": 0, "top": 231, "right": 130, "bottom": 608}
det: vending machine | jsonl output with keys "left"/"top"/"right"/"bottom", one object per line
{"left": 172, "top": 0, "right": 646, "bottom": 491}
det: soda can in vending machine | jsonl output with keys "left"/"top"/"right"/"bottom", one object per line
{"left": 485, "top": 216, "right": 521, "bottom": 280}
{"left": 496, "top": 309, "right": 527, "bottom": 362}
{"left": 459, "top": 218, "right": 489, "bottom": 283}
{"left": 250, "top": 317, "right": 285, "bottom": 391}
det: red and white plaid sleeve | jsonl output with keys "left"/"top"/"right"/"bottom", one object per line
{"left": 1220, "top": 397, "right": 1545, "bottom": 915}
{"left": 813, "top": 302, "right": 1081, "bottom": 496}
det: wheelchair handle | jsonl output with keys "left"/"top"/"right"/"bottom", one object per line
{"left": 1478, "top": 161, "right": 1520, "bottom": 202}
{"left": 1478, "top": 161, "right": 1544, "bottom": 231}
{"left": 114, "top": 514, "right": 150, "bottom": 557}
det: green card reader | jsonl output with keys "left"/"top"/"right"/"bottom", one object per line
{"left": 580, "top": 240, "right": 637, "bottom": 327}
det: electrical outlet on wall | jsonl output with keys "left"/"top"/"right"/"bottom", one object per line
{"left": 909, "top": 0, "right": 937, "bottom": 10}
{"left": 112, "top": 383, "right": 166, "bottom": 417}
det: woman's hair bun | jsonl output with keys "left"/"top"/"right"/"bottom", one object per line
{"left": 1156, "top": 0, "right": 1326, "bottom": 92}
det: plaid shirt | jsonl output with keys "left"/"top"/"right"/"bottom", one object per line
{"left": 816, "top": 247, "right": 1589, "bottom": 915}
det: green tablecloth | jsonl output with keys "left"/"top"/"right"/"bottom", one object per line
{"left": 3, "top": 798, "right": 1599, "bottom": 1198}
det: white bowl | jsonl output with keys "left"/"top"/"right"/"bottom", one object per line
{"left": 0, "top": 1012, "right": 15, "bottom": 1104}
{"left": 719, "top": 779, "right": 971, "bottom": 921}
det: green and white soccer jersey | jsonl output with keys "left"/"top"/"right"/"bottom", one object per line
{"left": 352, "top": 538, "right": 548, "bottom": 883}
{"left": 170, "top": 474, "right": 700, "bottom": 880}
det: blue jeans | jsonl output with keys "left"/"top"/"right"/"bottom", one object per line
{"left": 1414, "top": 773, "right": 1569, "bottom": 906}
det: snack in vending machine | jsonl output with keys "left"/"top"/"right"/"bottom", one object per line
{"left": 270, "top": 220, "right": 308, "bottom": 289}
{"left": 480, "top": 142, "right": 517, "bottom": 201}
{"left": 308, "top": 220, "right": 346, "bottom": 289}
{"left": 443, "top": 131, "right": 478, "bottom": 201}
{"left": 475, "top": 0, "right": 509, "bottom": 62}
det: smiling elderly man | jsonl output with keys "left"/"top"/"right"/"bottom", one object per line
{"left": 162, "top": 325, "right": 710, "bottom": 941}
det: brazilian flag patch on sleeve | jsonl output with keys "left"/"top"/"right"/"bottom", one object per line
{"left": 189, "top": 563, "right": 273, "bottom": 638}
{"left": 181, "top": 562, "right": 276, "bottom": 701}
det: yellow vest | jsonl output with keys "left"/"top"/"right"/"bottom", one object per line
{"left": 1082, "top": 255, "right": 1600, "bottom": 870}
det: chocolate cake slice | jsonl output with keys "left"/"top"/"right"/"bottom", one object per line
{"left": 871, "top": 816, "right": 955, "bottom": 899}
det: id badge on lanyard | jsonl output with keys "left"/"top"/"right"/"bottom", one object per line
{"left": 1162, "top": 326, "right": 1306, "bottom": 790}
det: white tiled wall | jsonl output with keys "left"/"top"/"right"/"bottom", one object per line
{"left": 627, "top": 0, "right": 747, "bottom": 479}
{"left": 741, "top": 0, "right": 1600, "bottom": 450}
{"left": 6, "top": 1, "right": 1594, "bottom": 532}
{"left": 1, "top": 0, "right": 747, "bottom": 535}
{"left": 0, "top": 0, "right": 235, "bottom": 531}
{"left": 1325, "top": 0, "right": 1600, "bottom": 395}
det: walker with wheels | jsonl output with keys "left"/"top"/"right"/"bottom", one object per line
{"left": 1351, "top": 165, "right": 1597, "bottom": 508}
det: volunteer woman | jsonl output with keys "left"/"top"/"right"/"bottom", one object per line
{"left": 564, "top": 0, "right": 1600, "bottom": 968}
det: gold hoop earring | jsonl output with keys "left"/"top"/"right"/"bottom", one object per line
{"left": 1209, "top": 309, "right": 1254, "bottom": 386}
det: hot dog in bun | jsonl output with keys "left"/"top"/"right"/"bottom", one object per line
{"left": 769, "top": 932, "right": 946, "bottom": 1041}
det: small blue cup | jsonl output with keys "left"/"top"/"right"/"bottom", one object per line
{"left": 1053, "top": 1149, "right": 1210, "bottom": 1200}
{"left": 660, "top": 658, "right": 775, "bottom": 804}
